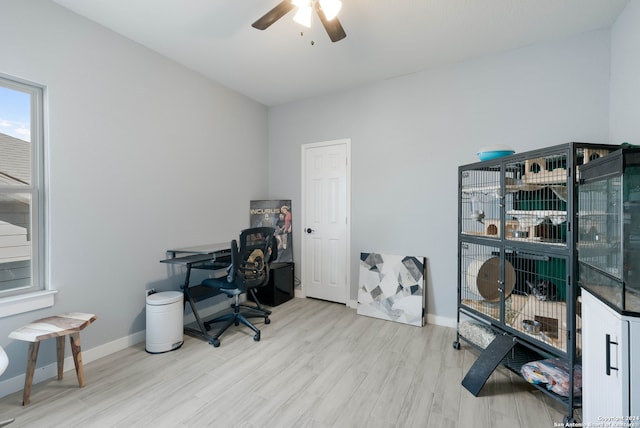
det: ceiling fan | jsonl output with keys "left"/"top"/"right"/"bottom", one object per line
{"left": 252, "top": 0, "right": 347, "bottom": 43}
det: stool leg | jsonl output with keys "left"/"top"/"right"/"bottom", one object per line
{"left": 56, "top": 336, "right": 65, "bottom": 380}
{"left": 23, "top": 341, "right": 40, "bottom": 406}
{"left": 69, "top": 333, "right": 85, "bottom": 387}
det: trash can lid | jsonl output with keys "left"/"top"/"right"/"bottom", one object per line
{"left": 146, "top": 291, "right": 183, "bottom": 305}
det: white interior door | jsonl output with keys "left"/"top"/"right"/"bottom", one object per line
{"left": 301, "top": 139, "right": 350, "bottom": 304}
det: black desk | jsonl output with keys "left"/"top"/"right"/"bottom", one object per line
{"left": 165, "top": 242, "right": 232, "bottom": 259}
{"left": 161, "top": 243, "right": 232, "bottom": 344}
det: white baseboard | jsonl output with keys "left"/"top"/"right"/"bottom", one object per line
{"left": 351, "top": 299, "right": 456, "bottom": 328}
{"left": 427, "top": 313, "right": 456, "bottom": 328}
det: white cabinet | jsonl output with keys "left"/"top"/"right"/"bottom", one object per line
{"left": 582, "top": 289, "right": 640, "bottom": 423}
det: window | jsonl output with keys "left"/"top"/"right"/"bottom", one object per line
{"left": 0, "top": 74, "right": 46, "bottom": 304}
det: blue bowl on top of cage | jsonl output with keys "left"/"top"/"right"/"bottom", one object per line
{"left": 477, "top": 145, "right": 515, "bottom": 161}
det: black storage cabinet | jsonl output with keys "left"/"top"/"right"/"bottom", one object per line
{"left": 252, "top": 262, "right": 294, "bottom": 306}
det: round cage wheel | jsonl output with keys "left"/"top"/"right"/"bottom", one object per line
{"left": 254, "top": 333, "right": 261, "bottom": 342}
{"left": 211, "top": 338, "right": 220, "bottom": 348}
{"left": 453, "top": 341, "right": 460, "bottom": 350}
{"left": 265, "top": 317, "right": 271, "bottom": 324}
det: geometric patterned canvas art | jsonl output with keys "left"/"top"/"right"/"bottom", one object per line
{"left": 357, "top": 252, "right": 427, "bottom": 327}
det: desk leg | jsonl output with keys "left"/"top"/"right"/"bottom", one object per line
{"left": 185, "top": 291, "right": 211, "bottom": 338}
{"left": 183, "top": 263, "right": 213, "bottom": 341}
{"left": 23, "top": 341, "right": 40, "bottom": 406}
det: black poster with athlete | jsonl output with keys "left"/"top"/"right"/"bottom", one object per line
{"left": 249, "top": 200, "right": 293, "bottom": 263}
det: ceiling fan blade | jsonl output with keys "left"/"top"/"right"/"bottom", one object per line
{"left": 314, "top": 1, "right": 346, "bottom": 42}
{"left": 252, "top": 1, "right": 296, "bottom": 30}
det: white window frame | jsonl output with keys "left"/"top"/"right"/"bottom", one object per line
{"left": 0, "top": 73, "right": 54, "bottom": 318}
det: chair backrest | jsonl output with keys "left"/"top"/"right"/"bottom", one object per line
{"left": 228, "top": 227, "right": 276, "bottom": 290}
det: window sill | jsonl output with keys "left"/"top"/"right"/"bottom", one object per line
{"left": 0, "top": 290, "right": 57, "bottom": 319}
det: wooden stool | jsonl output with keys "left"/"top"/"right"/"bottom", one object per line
{"left": 9, "top": 313, "right": 97, "bottom": 405}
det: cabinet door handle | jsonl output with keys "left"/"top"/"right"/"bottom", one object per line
{"left": 606, "top": 334, "right": 619, "bottom": 376}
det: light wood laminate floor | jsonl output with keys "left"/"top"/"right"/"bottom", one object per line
{"left": 0, "top": 297, "right": 573, "bottom": 427}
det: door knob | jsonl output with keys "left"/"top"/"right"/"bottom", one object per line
{"left": 306, "top": 228, "right": 314, "bottom": 234}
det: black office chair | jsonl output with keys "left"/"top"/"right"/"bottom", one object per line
{"left": 201, "top": 227, "right": 276, "bottom": 347}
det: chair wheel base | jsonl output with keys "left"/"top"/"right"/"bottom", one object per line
{"left": 210, "top": 338, "right": 220, "bottom": 347}
{"left": 253, "top": 333, "right": 261, "bottom": 342}
{"left": 265, "top": 317, "right": 270, "bottom": 325}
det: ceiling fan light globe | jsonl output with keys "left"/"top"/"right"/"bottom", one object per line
{"left": 293, "top": 5, "right": 312, "bottom": 28}
{"left": 319, "top": 0, "right": 342, "bottom": 20}
{"left": 291, "top": 0, "right": 309, "bottom": 8}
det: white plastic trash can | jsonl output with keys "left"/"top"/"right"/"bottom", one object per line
{"left": 146, "top": 291, "right": 184, "bottom": 353}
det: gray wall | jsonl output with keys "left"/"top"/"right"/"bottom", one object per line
{"left": 0, "top": 0, "right": 268, "bottom": 382}
{"left": 610, "top": 0, "right": 640, "bottom": 144}
{"left": 268, "top": 30, "right": 612, "bottom": 325}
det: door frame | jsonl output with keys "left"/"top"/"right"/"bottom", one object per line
{"left": 300, "top": 138, "right": 352, "bottom": 306}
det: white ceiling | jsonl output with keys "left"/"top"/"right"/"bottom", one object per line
{"left": 52, "top": 0, "right": 629, "bottom": 106}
